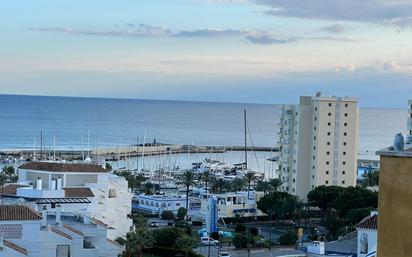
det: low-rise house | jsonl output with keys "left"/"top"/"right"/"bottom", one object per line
{"left": 0, "top": 205, "right": 122, "bottom": 257}
{"left": 198, "top": 191, "right": 264, "bottom": 219}
{"left": 356, "top": 212, "right": 377, "bottom": 257}
{"left": 133, "top": 194, "right": 187, "bottom": 215}
{"left": 2, "top": 162, "right": 133, "bottom": 239}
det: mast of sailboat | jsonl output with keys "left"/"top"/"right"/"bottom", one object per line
{"left": 136, "top": 136, "right": 139, "bottom": 171}
{"left": 244, "top": 109, "right": 248, "bottom": 169}
{"left": 40, "top": 131, "right": 43, "bottom": 161}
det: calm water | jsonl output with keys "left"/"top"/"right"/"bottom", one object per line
{"left": 0, "top": 94, "right": 408, "bottom": 159}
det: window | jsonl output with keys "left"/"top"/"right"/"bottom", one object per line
{"left": 343, "top": 142, "right": 347, "bottom": 146}
{"left": 344, "top": 123, "right": 348, "bottom": 126}
{"left": 314, "top": 117, "right": 317, "bottom": 121}
{"left": 360, "top": 233, "right": 368, "bottom": 254}
{"left": 327, "top": 132, "right": 331, "bottom": 136}
{"left": 313, "top": 156, "right": 316, "bottom": 160}
{"left": 326, "top": 161, "right": 329, "bottom": 165}
{"left": 342, "top": 180, "right": 345, "bottom": 184}
{"left": 176, "top": 203, "right": 181, "bottom": 206}
{"left": 328, "top": 112, "right": 332, "bottom": 116}
{"left": 343, "top": 132, "right": 347, "bottom": 136}
{"left": 314, "top": 136, "right": 317, "bottom": 140}
{"left": 56, "top": 245, "right": 70, "bottom": 257}
{"left": 343, "top": 161, "right": 346, "bottom": 165}
{"left": 315, "top": 107, "right": 317, "bottom": 111}
{"left": 326, "top": 151, "right": 330, "bottom": 155}
{"left": 327, "top": 142, "right": 330, "bottom": 146}
{"left": 312, "top": 175, "right": 315, "bottom": 179}
{"left": 313, "top": 146, "right": 316, "bottom": 150}
{"left": 343, "top": 152, "right": 346, "bottom": 155}
{"left": 344, "top": 113, "right": 348, "bottom": 117}
{"left": 108, "top": 189, "right": 117, "bottom": 198}
{"left": 314, "top": 126, "right": 317, "bottom": 131}
{"left": 342, "top": 171, "right": 346, "bottom": 175}
{"left": 326, "top": 180, "right": 329, "bottom": 184}
{"left": 328, "top": 103, "right": 332, "bottom": 107}
{"left": 312, "top": 165, "right": 315, "bottom": 169}
{"left": 328, "top": 122, "right": 331, "bottom": 126}
{"left": 293, "top": 179, "right": 295, "bottom": 183}
{"left": 326, "top": 171, "right": 329, "bottom": 175}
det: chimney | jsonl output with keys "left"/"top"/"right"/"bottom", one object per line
{"left": 51, "top": 179, "right": 56, "bottom": 190}
{"left": 36, "top": 177, "right": 42, "bottom": 190}
{"left": 56, "top": 204, "right": 62, "bottom": 226}
{"left": 41, "top": 206, "right": 47, "bottom": 227}
{"left": 57, "top": 177, "right": 62, "bottom": 190}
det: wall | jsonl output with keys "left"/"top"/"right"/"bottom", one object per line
{"left": 377, "top": 155, "right": 412, "bottom": 257}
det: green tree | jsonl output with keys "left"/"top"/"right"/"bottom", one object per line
{"left": 175, "top": 235, "right": 197, "bottom": 257}
{"left": 178, "top": 170, "right": 196, "bottom": 221}
{"left": 307, "top": 185, "right": 344, "bottom": 221}
{"left": 121, "top": 216, "right": 154, "bottom": 257}
{"left": 153, "top": 227, "right": 186, "bottom": 248}
{"left": 332, "top": 186, "right": 378, "bottom": 217}
{"left": 1, "top": 166, "right": 18, "bottom": 183}
{"left": 323, "top": 210, "right": 344, "bottom": 240}
{"left": 362, "top": 169, "right": 379, "bottom": 187}
{"left": 345, "top": 208, "right": 372, "bottom": 226}
{"left": 268, "top": 178, "right": 283, "bottom": 192}
{"left": 278, "top": 229, "right": 298, "bottom": 245}
{"left": 258, "top": 192, "right": 302, "bottom": 224}
{"left": 256, "top": 180, "right": 271, "bottom": 195}
{"left": 200, "top": 171, "right": 213, "bottom": 192}
{"left": 177, "top": 207, "right": 186, "bottom": 221}
{"left": 244, "top": 171, "right": 257, "bottom": 199}
{"left": 143, "top": 182, "right": 155, "bottom": 195}
{"left": 161, "top": 210, "right": 175, "bottom": 221}
{"left": 230, "top": 177, "right": 246, "bottom": 192}
{"left": 105, "top": 163, "right": 112, "bottom": 171}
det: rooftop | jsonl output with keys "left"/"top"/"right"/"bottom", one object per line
{"left": 0, "top": 205, "right": 42, "bottom": 221}
{"left": 19, "top": 162, "right": 107, "bottom": 173}
{"left": 356, "top": 214, "right": 378, "bottom": 230}
{"left": 0, "top": 184, "right": 29, "bottom": 196}
{"left": 376, "top": 143, "right": 412, "bottom": 157}
{"left": 64, "top": 187, "right": 95, "bottom": 198}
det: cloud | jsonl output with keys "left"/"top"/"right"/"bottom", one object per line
{"left": 174, "top": 28, "right": 249, "bottom": 37}
{"left": 320, "top": 24, "right": 348, "bottom": 34}
{"left": 245, "top": 33, "right": 298, "bottom": 44}
{"left": 31, "top": 23, "right": 366, "bottom": 46}
{"left": 254, "top": 0, "right": 412, "bottom": 28}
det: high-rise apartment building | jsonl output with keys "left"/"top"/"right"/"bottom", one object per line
{"left": 277, "top": 93, "right": 359, "bottom": 199}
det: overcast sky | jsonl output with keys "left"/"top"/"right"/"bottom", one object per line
{"left": 1, "top": 0, "right": 412, "bottom": 107}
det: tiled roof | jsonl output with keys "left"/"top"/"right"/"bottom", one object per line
{"left": 4, "top": 240, "right": 28, "bottom": 256}
{"left": 63, "top": 224, "right": 84, "bottom": 236}
{"left": 64, "top": 187, "right": 95, "bottom": 198}
{"left": 357, "top": 214, "right": 378, "bottom": 230}
{"left": 0, "top": 205, "right": 42, "bottom": 221}
{"left": 50, "top": 226, "right": 73, "bottom": 240}
{"left": 19, "top": 162, "right": 107, "bottom": 173}
{"left": 0, "top": 184, "right": 29, "bottom": 196}
{"left": 91, "top": 218, "right": 115, "bottom": 229}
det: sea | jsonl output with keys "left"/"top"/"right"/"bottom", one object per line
{"left": 0, "top": 94, "right": 408, "bottom": 164}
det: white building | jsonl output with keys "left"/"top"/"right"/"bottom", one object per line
{"left": 198, "top": 191, "right": 264, "bottom": 219}
{"left": 356, "top": 212, "right": 377, "bottom": 257}
{"left": 277, "top": 93, "right": 359, "bottom": 199}
{"left": 133, "top": 194, "right": 187, "bottom": 215}
{"left": 0, "top": 205, "right": 122, "bottom": 257}
{"left": 408, "top": 100, "right": 412, "bottom": 136}
{"left": 3, "top": 162, "right": 133, "bottom": 240}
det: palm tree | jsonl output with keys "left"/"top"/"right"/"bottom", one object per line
{"left": 121, "top": 216, "right": 154, "bottom": 257}
{"left": 175, "top": 235, "right": 197, "bottom": 257}
{"left": 143, "top": 182, "right": 155, "bottom": 195}
{"left": 229, "top": 177, "right": 246, "bottom": 192}
{"left": 178, "top": 170, "right": 196, "bottom": 221}
{"left": 244, "top": 171, "right": 256, "bottom": 199}
{"left": 256, "top": 180, "right": 271, "bottom": 195}
{"left": 268, "top": 178, "right": 283, "bottom": 192}
{"left": 201, "top": 171, "right": 213, "bottom": 192}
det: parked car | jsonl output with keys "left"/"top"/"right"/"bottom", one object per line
{"left": 149, "top": 221, "right": 159, "bottom": 228}
{"left": 219, "top": 252, "right": 231, "bottom": 257}
{"left": 200, "top": 237, "right": 219, "bottom": 246}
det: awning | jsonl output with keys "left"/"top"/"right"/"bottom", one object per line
{"left": 35, "top": 198, "right": 91, "bottom": 204}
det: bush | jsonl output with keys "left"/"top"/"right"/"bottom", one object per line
{"left": 177, "top": 207, "right": 187, "bottom": 220}
{"left": 278, "top": 229, "right": 298, "bottom": 245}
{"left": 235, "top": 224, "right": 246, "bottom": 233}
{"left": 161, "top": 210, "right": 175, "bottom": 221}
{"left": 249, "top": 227, "right": 259, "bottom": 236}
{"left": 232, "top": 233, "right": 250, "bottom": 249}
{"left": 210, "top": 232, "right": 220, "bottom": 241}
{"left": 153, "top": 227, "right": 186, "bottom": 248}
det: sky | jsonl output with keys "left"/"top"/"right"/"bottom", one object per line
{"left": 1, "top": 0, "right": 412, "bottom": 107}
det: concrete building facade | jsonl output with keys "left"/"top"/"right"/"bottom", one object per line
{"left": 277, "top": 93, "right": 359, "bottom": 199}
